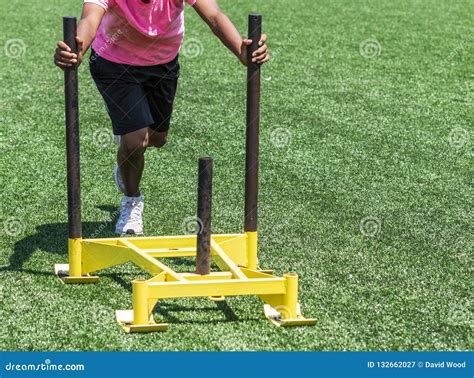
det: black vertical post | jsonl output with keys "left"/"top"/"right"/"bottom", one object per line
{"left": 244, "top": 13, "right": 262, "bottom": 233}
{"left": 196, "top": 157, "right": 213, "bottom": 275}
{"left": 63, "top": 17, "right": 82, "bottom": 239}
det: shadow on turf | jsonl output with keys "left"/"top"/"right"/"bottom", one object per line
{"left": 5, "top": 205, "right": 118, "bottom": 271}
{"left": 152, "top": 301, "right": 249, "bottom": 325}
{"left": 96, "top": 274, "right": 260, "bottom": 325}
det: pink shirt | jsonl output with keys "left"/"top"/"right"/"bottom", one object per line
{"left": 85, "top": 0, "right": 196, "bottom": 66}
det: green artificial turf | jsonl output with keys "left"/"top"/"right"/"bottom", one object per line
{"left": 0, "top": 0, "right": 472, "bottom": 351}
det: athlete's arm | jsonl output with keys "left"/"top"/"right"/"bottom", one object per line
{"left": 193, "top": 0, "right": 269, "bottom": 65}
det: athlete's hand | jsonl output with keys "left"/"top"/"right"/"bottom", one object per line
{"left": 54, "top": 37, "right": 84, "bottom": 70}
{"left": 240, "top": 34, "right": 269, "bottom": 66}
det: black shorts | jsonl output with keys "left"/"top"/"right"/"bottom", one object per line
{"left": 89, "top": 50, "right": 179, "bottom": 135}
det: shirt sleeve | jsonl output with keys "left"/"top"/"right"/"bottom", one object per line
{"left": 185, "top": 0, "right": 197, "bottom": 6}
{"left": 83, "top": 0, "right": 113, "bottom": 11}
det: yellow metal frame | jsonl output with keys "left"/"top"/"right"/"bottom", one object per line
{"left": 55, "top": 232, "right": 315, "bottom": 332}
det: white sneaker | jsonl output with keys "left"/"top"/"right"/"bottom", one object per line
{"left": 115, "top": 195, "right": 144, "bottom": 235}
{"left": 114, "top": 163, "right": 126, "bottom": 194}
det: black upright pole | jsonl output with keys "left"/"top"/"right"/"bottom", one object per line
{"left": 63, "top": 17, "right": 82, "bottom": 239}
{"left": 196, "top": 157, "right": 213, "bottom": 275}
{"left": 244, "top": 14, "right": 262, "bottom": 233}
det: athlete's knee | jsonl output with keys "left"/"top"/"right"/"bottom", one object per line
{"left": 149, "top": 131, "right": 168, "bottom": 148}
{"left": 120, "top": 131, "right": 148, "bottom": 158}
